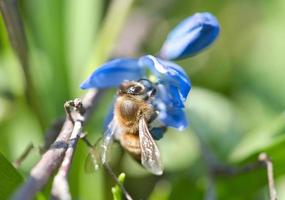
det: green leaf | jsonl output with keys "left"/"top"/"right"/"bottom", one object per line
{"left": 159, "top": 129, "right": 199, "bottom": 172}
{"left": 168, "top": 176, "right": 204, "bottom": 200}
{"left": 24, "top": 0, "right": 71, "bottom": 120}
{"left": 230, "top": 112, "right": 285, "bottom": 161}
{"left": 187, "top": 87, "right": 243, "bottom": 160}
{"left": 0, "top": 152, "right": 23, "bottom": 199}
{"left": 65, "top": 0, "right": 102, "bottom": 95}
{"left": 148, "top": 180, "right": 171, "bottom": 200}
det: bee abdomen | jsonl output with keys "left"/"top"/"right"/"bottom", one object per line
{"left": 120, "top": 133, "right": 141, "bottom": 160}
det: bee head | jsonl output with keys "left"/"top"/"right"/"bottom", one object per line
{"left": 118, "top": 79, "right": 156, "bottom": 100}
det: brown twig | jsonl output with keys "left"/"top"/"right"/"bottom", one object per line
{"left": 209, "top": 160, "right": 263, "bottom": 177}
{"left": 205, "top": 174, "right": 216, "bottom": 200}
{"left": 200, "top": 142, "right": 218, "bottom": 200}
{"left": 50, "top": 99, "right": 85, "bottom": 200}
{"left": 41, "top": 89, "right": 105, "bottom": 154}
{"left": 12, "top": 89, "right": 104, "bottom": 200}
{"left": 204, "top": 151, "right": 277, "bottom": 199}
{"left": 13, "top": 143, "right": 34, "bottom": 168}
{"left": 258, "top": 153, "right": 278, "bottom": 200}
{"left": 12, "top": 120, "right": 73, "bottom": 200}
{"left": 50, "top": 121, "right": 82, "bottom": 200}
{"left": 199, "top": 139, "right": 277, "bottom": 199}
{"left": 204, "top": 151, "right": 278, "bottom": 200}
{"left": 40, "top": 118, "right": 66, "bottom": 153}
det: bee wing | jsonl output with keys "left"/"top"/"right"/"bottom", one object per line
{"left": 84, "top": 119, "right": 118, "bottom": 173}
{"left": 101, "top": 119, "right": 118, "bottom": 163}
{"left": 84, "top": 137, "right": 103, "bottom": 173}
{"left": 139, "top": 117, "right": 163, "bottom": 175}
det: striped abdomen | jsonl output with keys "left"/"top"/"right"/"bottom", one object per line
{"left": 119, "top": 132, "right": 141, "bottom": 161}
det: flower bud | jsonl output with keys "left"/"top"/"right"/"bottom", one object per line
{"left": 160, "top": 12, "right": 220, "bottom": 60}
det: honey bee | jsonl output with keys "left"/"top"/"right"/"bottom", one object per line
{"left": 86, "top": 79, "right": 164, "bottom": 175}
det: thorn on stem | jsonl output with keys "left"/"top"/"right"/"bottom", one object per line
{"left": 13, "top": 143, "right": 34, "bottom": 168}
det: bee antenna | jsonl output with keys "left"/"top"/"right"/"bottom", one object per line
{"left": 138, "top": 79, "right": 154, "bottom": 91}
{"left": 137, "top": 78, "right": 151, "bottom": 82}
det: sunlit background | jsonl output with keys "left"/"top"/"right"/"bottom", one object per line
{"left": 1, "top": 0, "right": 285, "bottom": 199}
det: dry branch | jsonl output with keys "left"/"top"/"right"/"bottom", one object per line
{"left": 12, "top": 89, "right": 104, "bottom": 200}
{"left": 200, "top": 139, "right": 278, "bottom": 199}
{"left": 13, "top": 143, "right": 34, "bottom": 168}
{"left": 50, "top": 99, "right": 84, "bottom": 200}
{"left": 259, "top": 153, "right": 278, "bottom": 200}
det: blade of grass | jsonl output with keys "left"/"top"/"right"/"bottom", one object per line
{"left": 65, "top": 0, "right": 102, "bottom": 96}
{"left": 83, "top": 0, "right": 135, "bottom": 79}
{"left": 0, "top": 0, "right": 46, "bottom": 129}
{"left": 0, "top": 152, "right": 23, "bottom": 199}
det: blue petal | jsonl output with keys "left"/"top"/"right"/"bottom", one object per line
{"left": 156, "top": 103, "right": 188, "bottom": 130}
{"left": 139, "top": 55, "right": 191, "bottom": 99}
{"left": 160, "top": 12, "right": 220, "bottom": 60}
{"left": 156, "top": 84, "right": 184, "bottom": 108}
{"left": 80, "top": 58, "right": 144, "bottom": 89}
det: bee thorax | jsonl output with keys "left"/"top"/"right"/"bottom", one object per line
{"left": 118, "top": 99, "right": 139, "bottom": 121}
{"left": 114, "top": 93, "right": 157, "bottom": 138}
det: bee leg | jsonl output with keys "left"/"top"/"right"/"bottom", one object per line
{"left": 148, "top": 111, "right": 158, "bottom": 122}
{"left": 150, "top": 126, "right": 167, "bottom": 140}
{"left": 142, "top": 109, "right": 157, "bottom": 124}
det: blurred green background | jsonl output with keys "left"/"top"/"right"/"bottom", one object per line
{"left": 1, "top": 0, "right": 285, "bottom": 199}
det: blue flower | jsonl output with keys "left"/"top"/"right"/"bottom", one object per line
{"left": 80, "top": 58, "right": 144, "bottom": 89}
{"left": 81, "top": 55, "right": 190, "bottom": 130}
{"left": 81, "top": 12, "right": 220, "bottom": 137}
{"left": 160, "top": 12, "right": 220, "bottom": 60}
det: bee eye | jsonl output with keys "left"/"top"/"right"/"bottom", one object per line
{"left": 128, "top": 85, "right": 143, "bottom": 94}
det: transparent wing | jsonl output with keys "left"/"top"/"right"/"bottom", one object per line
{"left": 101, "top": 119, "right": 117, "bottom": 163}
{"left": 138, "top": 117, "right": 163, "bottom": 175}
{"left": 84, "top": 120, "right": 117, "bottom": 173}
{"left": 84, "top": 137, "right": 103, "bottom": 173}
